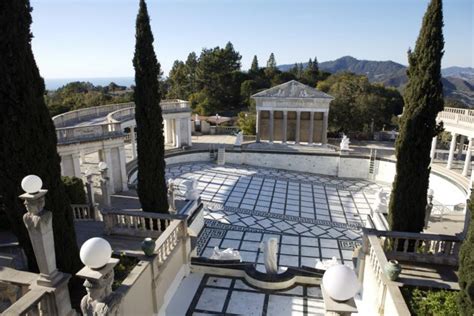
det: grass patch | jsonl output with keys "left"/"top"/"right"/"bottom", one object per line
{"left": 112, "top": 252, "right": 140, "bottom": 290}
{"left": 401, "top": 286, "right": 458, "bottom": 316}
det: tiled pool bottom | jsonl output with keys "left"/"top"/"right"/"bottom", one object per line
{"left": 186, "top": 274, "right": 324, "bottom": 316}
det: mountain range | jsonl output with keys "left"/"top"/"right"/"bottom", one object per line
{"left": 279, "top": 56, "right": 474, "bottom": 107}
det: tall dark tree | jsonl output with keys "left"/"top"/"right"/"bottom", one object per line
{"left": 133, "top": 0, "right": 169, "bottom": 213}
{"left": 388, "top": 0, "right": 444, "bottom": 232}
{"left": 0, "top": 0, "right": 81, "bottom": 273}
{"left": 250, "top": 55, "right": 259, "bottom": 73}
{"left": 265, "top": 53, "right": 277, "bottom": 78}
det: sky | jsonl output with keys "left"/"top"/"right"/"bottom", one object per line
{"left": 30, "top": 0, "right": 473, "bottom": 79}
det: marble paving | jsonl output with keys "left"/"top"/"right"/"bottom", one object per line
{"left": 163, "top": 162, "right": 387, "bottom": 270}
{"left": 186, "top": 274, "right": 324, "bottom": 316}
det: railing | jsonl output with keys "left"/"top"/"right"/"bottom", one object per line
{"left": 52, "top": 102, "right": 135, "bottom": 127}
{"left": 216, "top": 126, "right": 240, "bottom": 135}
{"left": 101, "top": 209, "right": 186, "bottom": 238}
{"left": 437, "top": 107, "right": 474, "bottom": 129}
{"left": 2, "top": 288, "right": 55, "bottom": 315}
{"left": 71, "top": 204, "right": 97, "bottom": 221}
{"left": 154, "top": 219, "right": 186, "bottom": 266}
{"left": 107, "top": 100, "right": 191, "bottom": 124}
{"left": 56, "top": 122, "right": 123, "bottom": 144}
{"left": 371, "top": 229, "right": 461, "bottom": 266}
{"left": 360, "top": 231, "right": 411, "bottom": 315}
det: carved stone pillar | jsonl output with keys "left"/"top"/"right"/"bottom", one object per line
{"left": 85, "top": 172, "right": 96, "bottom": 220}
{"left": 322, "top": 111, "right": 329, "bottom": 144}
{"left": 269, "top": 111, "right": 274, "bottom": 143}
{"left": 462, "top": 138, "right": 473, "bottom": 177}
{"left": 19, "top": 188, "right": 75, "bottom": 316}
{"left": 447, "top": 133, "right": 457, "bottom": 169}
{"left": 99, "top": 166, "right": 111, "bottom": 207}
{"left": 77, "top": 258, "right": 122, "bottom": 316}
{"left": 130, "top": 127, "right": 137, "bottom": 159}
{"left": 118, "top": 146, "right": 128, "bottom": 191}
{"left": 256, "top": 110, "right": 262, "bottom": 143}
{"left": 309, "top": 111, "right": 315, "bottom": 145}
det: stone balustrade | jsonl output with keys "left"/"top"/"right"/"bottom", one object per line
{"left": 71, "top": 204, "right": 97, "bottom": 221}
{"left": 371, "top": 229, "right": 461, "bottom": 266}
{"left": 56, "top": 122, "right": 123, "bottom": 144}
{"left": 154, "top": 219, "right": 186, "bottom": 266}
{"left": 106, "top": 100, "right": 191, "bottom": 124}
{"left": 2, "top": 287, "right": 55, "bottom": 315}
{"left": 101, "top": 208, "right": 186, "bottom": 238}
{"left": 437, "top": 107, "right": 474, "bottom": 130}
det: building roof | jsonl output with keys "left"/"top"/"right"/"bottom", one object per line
{"left": 251, "top": 80, "right": 334, "bottom": 100}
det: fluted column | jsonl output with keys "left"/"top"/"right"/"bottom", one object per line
{"left": 447, "top": 133, "right": 457, "bottom": 169}
{"left": 283, "top": 111, "right": 288, "bottom": 144}
{"left": 269, "top": 110, "right": 274, "bottom": 143}
{"left": 458, "top": 135, "right": 466, "bottom": 160}
{"left": 295, "top": 111, "right": 301, "bottom": 144}
{"left": 322, "top": 111, "right": 329, "bottom": 144}
{"left": 462, "top": 138, "right": 473, "bottom": 177}
{"left": 309, "top": 111, "right": 314, "bottom": 145}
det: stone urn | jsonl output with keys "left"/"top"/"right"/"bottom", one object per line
{"left": 141, "top": 238, "right": 156, "bottom": 257}
{"left": 385, "top": 260, "right": 402, "bottom": 281}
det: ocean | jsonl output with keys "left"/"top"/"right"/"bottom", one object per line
{"left": 44, "top": 77, "right": 135, "bottom": 90}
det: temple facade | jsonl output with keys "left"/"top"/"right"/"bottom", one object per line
{"left": 252, "top": 80, "right": 333, "bottom": 144}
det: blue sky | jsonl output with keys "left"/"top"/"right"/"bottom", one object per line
{"left": 31, "top": 0, "right": 473, "bottom": 79}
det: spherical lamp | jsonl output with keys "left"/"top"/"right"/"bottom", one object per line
{"left": 98, "top": 161, "right": 108, "bottom": 171}
{"left": 322, "top": 264, "right": 360, "bottom": 301}
{"left": 21, "top": 175, "right": 43, "bottom": 194}
{"left": 80, "top": 237, "right": 112, "bottom": 269}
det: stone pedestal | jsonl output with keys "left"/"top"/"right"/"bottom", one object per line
{"left": 321, "top": 285, "right": 358, "bottom": 316}
{"left": 19, "top": 189, "right": 75, "bottom": 316}
{"left": 76, "top": 258, "right": 122, "bottom": 315}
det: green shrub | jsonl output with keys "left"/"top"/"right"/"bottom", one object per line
{"left": 458, "top": 191, "right": 474, "bottom": 315}
{"left": 403, "top": 287, "right": 458, "bottom": 316}
{"left": 61, "top": 176, "right": 87, "bottom": 204}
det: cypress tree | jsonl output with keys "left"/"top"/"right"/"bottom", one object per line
{"left": 0, "top": 0, "right": 81, "bottom": 273}
{"left": 133, "top": 0, "right": 169, "bottom": 213}
{"left": 458, "top": 193, "right": 474, "bottom": 315}
{"left": 250, "top": 55, "right": 259, "bottom": 73}
{"left": 388, "top": 0, "right": 444, "bottom": 232}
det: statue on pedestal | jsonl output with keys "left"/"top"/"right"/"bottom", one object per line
{"left": 424, "top": 190, "right": 434, "bottom": 229}
{"left": 210, "top": 247, "right": 241, "bottom": 261}
{"left": 235, "top": 131, "right": 243, "bottom": 147}
{"left": 167, "top": 179, "right": 176, "bottom": 214}
{"left": 340, "top": 134, "right": 350, "bottom": 151}
{"left": 373, "top": 188, "right": 388, "bottom": 213}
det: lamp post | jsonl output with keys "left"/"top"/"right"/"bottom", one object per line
{"left": 19, "top": 175, "right": 75, "bottom": 316}
{"left": 76, "top": 237, "right": 122, "bottom": 315}
{"left": 98, "top": 162, "right": 111, "bottom": 207}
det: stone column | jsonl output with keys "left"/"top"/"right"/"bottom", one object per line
{"left": 430, "top": 136, "right": 438, "bottom": 163}
{"left": 447, "top": 133, "right": 457, "bottom": 169}
{"left": 462, "top": 138, "right": 473, "bottom": 177}
{"left": 309, "top": 111, "right": 315, "bottom": 145}
{"left": 282, "top": 111, "right": 288, "bottom": 144}
{"left": 84, "top": 173, "right": 96, "bottom": 220}
{"left": 188, "top": 119, "right": 193, "bottom": 147}
{"left": 130, "top": 127, "right": 137, "bottom": 159}
{"left": 102, "top": 148, "right": 115, "bottom": 194}
{"left": 322, "top": 111, "right": 329, "bottom": 144}
{"left": 295, "top": 111, "right": 301, "bottom": 144}
{"left": 175, "top": 118, "right": 182, "bottom": 148}
{"left": 256, "top": 110, "right": 261, "bottom": 143}
{"left": 118, "top": 146, "right": 128, "bottom": 191}
{"left": 100, "top": 166, "right": 111, "bottom": 207}
{"left": 269, "top": 111, "right": 274, "bottom": 143}
{"left": 171, "top": 119, "right": 176, "bottom": 147}
{"left": 72, "top": 153, "right": 82, "bottom": 178}
{"left": 19, "top": 188, "right": 75, "bottom": 316}
{"left": 458, "top": 135, "right": 466, "bottom": 160}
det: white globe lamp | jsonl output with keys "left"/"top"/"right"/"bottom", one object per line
{"left": 21, "top": 175, "right": 43, "bottom": 194}
{"left": 322, "top": 264, "right": 360, "bottom": 301}
{"left": 80, "top": 237, "right": 112, "bottom": 269}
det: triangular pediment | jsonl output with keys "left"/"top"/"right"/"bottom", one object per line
{"left": 251, "top": 80, "right": 334, "bottom": 99}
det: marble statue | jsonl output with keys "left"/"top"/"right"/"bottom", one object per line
{"left": 260, "top": 238, "right": 278, "bottom": 274}
{"left": 183, "top": 180, "right": 200, "bottom": 200}
{"left": 373, "top": 188, "right": 388, "bottom": 213}
{"left": 210, "top": 246, "right": 241, "bottom": 261}
{"left": 424, "top": 191, "right": 434, "bottom": 229}
{"left": 340, "top": 134, "right": 350, "bottom": 151}
{"left": 315, "top": 257, "right": 339, "bottom": 270}
{"left": 235, "top": 131, "right": 243, "bottom": 147}
{"left": 167, "top": 179, "right": 177, "bottom": 214}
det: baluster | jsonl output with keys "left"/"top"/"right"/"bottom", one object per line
{"left": 133, "top": 216, "right": 138, "bottom": 229}
{"left": 444, "top": 241, "right": 452, "bottom": 255}
{"left": 140, "top": 217, "right": 146, "bottom": 230}
{"left": 393, "top": 238, "right": 399, "bottom": 251}
{"left": 125, "top": 216, "right": 130, "bottom": 229}
{"left": 414, "top": 239, "right": 420, "bottom": 253}
{"left": 403, "top": 239, "right": 409, "bottom": 252}
{"left": 424, "top": 240, "right": 430, "bottom": 253}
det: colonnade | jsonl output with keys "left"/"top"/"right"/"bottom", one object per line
{"left": 256, "top": 109, "right": 329, "bottom": 145}
{"left": 431, "top": 132, "right": 473, "bottom": 177}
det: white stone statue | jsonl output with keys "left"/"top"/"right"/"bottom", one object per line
{"left": 424, "top": 190, "right": 434, "bottom": 229}
{"left": 373, "top": 188, "right": 388, "bottom": 214}
{"left": 182, "top": 179, "right": 200, "bottom": 200}
{"left": 260, "top": 238, "right": 278, "bottom": 274}
{"left": 235, "top": 131, "right": 243, "bottom": 147}
{"left": 167, "top": 179, "right": 176, "bottom": 213}
{"left": 340, "top": 134, "right": 350, "bottom": 151}
{"left": 210, "top": 246, "right": 241, "bottom": 261}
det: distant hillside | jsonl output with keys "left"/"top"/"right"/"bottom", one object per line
{"left": 279, "top": 56, "right": 474, "bottom": 107}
